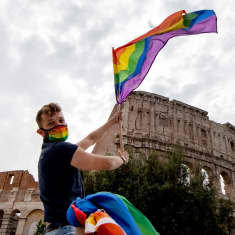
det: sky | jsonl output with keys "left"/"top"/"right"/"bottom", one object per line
{"left": 0, "top": 0, "right": 235, "bottom": 180}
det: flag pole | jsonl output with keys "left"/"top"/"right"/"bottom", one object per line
{"left": 118, "top": 104, "right": 124, "bottom": 152}
{"left": 113, "top": 47, "right": 124, "bottom": 152}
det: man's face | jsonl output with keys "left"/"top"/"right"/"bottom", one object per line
{"left": 37, "top": 112, "right": 66, "bottom": 137}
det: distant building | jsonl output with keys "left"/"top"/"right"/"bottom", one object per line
{"left": 0, "top": 170, "right": 43, "bottom": 235}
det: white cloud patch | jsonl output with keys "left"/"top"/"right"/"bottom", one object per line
{"left": 0, "top": 0, "right": 234, "bottom": 179}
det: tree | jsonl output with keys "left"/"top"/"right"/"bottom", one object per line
{"left": 83, "top": 151, "right": 235, "bottom": 235}
{"left": 34, "top": 219, "right": 46, "bottom": 235}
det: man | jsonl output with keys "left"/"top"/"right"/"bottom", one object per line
{"left": 36, "top": 103, "right": 128, "bottom": 235}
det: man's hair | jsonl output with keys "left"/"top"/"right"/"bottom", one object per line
{"left": 36, "top": 103, "right": 62, "bottom": 128}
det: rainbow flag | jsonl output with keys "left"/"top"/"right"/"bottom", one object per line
{"left": 67, "top": 192, "right": 159, "bottom": 235}
{"left": 85, "top": 209, "right": 127, "bottom": 234}
{"left": 113, "top": 10, "right": 217, "bottom": 104}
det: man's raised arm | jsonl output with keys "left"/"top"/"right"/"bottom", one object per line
{"left": 71, "top": 147, "right": 128, "bottom": 170}
{"left": 77, "top": 111, "right": 121, "bottom": 150}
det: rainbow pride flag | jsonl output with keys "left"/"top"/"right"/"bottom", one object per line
{"left": 67, "top": 192, "right": 159, "bottom": 235}
{"left": 113, "top": 10, "right": 217, "bottom": 104}
{"left": 85, "top": 209, "right": 127, "bottom": 234}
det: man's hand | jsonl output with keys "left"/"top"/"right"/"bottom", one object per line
{"left": 117, "top": 149, "right": 129, "bottom": 164}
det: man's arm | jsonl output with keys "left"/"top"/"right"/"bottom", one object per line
{"left": 71, "top": 147, "right": 128, "bottom": 170}
{"left": 77, "top": 112, "right": 121, "bottom": 150}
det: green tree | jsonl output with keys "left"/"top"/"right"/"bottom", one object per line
{"left": 34, "top": 219, "right": 46, "bottom": 235}
{"left": 83, "top": 151, "right": 235, "bottom": 235}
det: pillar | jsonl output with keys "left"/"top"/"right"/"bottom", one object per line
{"left": 15, "top": 218, "right": 26, "bottom": 235}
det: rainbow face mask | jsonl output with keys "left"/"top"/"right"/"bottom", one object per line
{"left": 41, "top": 124, "right": 68, "bottom": 142}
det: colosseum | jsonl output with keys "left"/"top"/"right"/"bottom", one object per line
{"left": 93, "top": 91, "right": 235, "bottom": 201}
{"left": 0, "top": 91, "right": 235, "bottom": 234}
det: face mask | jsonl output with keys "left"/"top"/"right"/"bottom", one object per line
{"left": 41, "top": 124, "right": 68, "bottom": 142}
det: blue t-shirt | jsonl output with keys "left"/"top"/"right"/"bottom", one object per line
{"left": 38, "top": 141, "right": 84, "bottom": 225}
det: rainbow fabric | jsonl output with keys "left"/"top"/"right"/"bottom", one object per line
{"left": 67, "top": 192, "right": 159, "bottom": 235}
{"left": 47, "top": 125, "right": 68, "bottom": 142}
{"left": 113, "top": 10, "right": 217, "bottom": 104}
{"left": 85, "top": 209, "right": 126, "bottom": 234}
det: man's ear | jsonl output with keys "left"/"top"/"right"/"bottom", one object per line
{"left": 37, "top": 129, "right": 45, "bottom": 137}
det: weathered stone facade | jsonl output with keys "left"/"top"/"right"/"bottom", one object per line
{"left": 93, "top": 91, "right": 235, "bottom": 201}
{"left": 0, "top": 170, "right": 43, "bottom": 235}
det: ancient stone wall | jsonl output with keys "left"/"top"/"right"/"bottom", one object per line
{"left": 0, "top": 170, "right": 43, "bottom": 235}
{"left": 93, "top": 91, "right": 235, "bottom": 201}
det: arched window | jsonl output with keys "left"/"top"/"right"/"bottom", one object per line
{"left": 180, "top": 164, "right": 190, "bottom": 185}
{"left": 8, "top": 209, "right": 21, "bottom": 235}
{"left": 0, "top": 210, "right": 4, "bottom": 228}
{"left": 230, "top": 141, "right": 234, "bottom": 151}
{"left": 201, "top": 168, "right": 209, "bottom": 188}
{"left": 220, "top": 174, "right": 226, "bottom": 195}
{"left": 9, "top": 175, "right": 14, "bottom": 185}
{"left": 219, "top": 172, "right": 230, "bottom": 196}
{"left": 201, "top": 129, "right": 207, "bottom": 137}
{"left": 23, "top": 209, "right": 44, "bottom": 235}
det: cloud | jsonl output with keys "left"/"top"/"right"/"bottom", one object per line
{"left": 0, "top": 0, "right": 235, "bottom": 179}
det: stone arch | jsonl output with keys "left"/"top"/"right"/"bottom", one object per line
{"left": 184, "top": 161, "right": 193, "bottom": 173}
{"left": 8, "top": 209, "right": 21, "bottom": 235}
{"left": 201, "top": 165, "right": 213, "bottom": 184}
{"left": 22, "top": 209, "right": 44, "bottom": 235}
{"left": 180, "top": 163, "right": 191, "bottom": 184}
{"left": 230, "top": 140, "right": 234, "bottom": 152}
{"left": 201, "top": 168, "right": 209, "bottom": 187}
{"left": 183, "top": 160, "right": 193, "bottom": 175}
{"left": 135, "top": 110, "right": 142, "bottom": 130}
{"left": 0, "top": 210, "right": 4, "bottom": 228}
{"left": 219, "top": 171, "right": 231, "bottom": 196}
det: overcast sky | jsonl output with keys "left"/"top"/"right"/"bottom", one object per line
{"left": 0, "top": 0, "right": 234, "bottom": 180}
